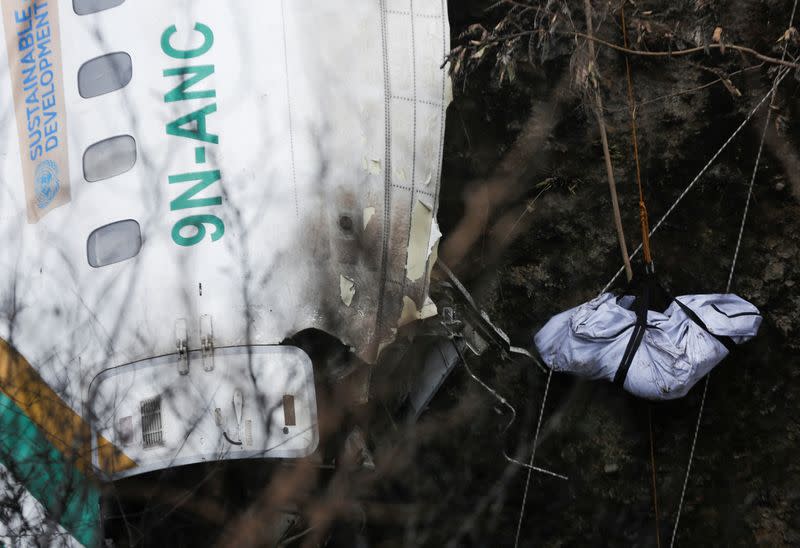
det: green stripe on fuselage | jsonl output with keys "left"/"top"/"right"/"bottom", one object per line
{"left": 0, "top": 391, "right": 100, "bottom": 547}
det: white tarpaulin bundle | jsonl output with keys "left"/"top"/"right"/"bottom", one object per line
{"left": 534, "top": 292, "right": 762, "bottom": 400}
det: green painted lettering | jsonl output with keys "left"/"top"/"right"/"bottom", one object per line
{"left": 163, "top": 65, "right": 216, "bottom": 103}
{"left": 161, "top": 23, "right": 214, "bottom": 59}
{"left": 169, "top": 169, "right": 222, "bottom": 211}
{"left": 172, "top": 214, "right": 225, "bottom": 246}
{"left": 166, "top": 103, "right": 219, "bottom": 144}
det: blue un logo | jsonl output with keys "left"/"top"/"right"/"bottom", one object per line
{"left": 35, "top": 159, "right": 60, "bottom": 209}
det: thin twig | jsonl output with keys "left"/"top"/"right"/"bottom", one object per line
{"left": 605, "top": 64, "right": 764, "bottom": 113}
{"left": 447, "top": 29, "right": 800, "bottom": 70}
{"left": 572, "top": 30, "right": 800, "bottom": 69}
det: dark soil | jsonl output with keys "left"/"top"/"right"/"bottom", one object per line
{"left": 401, "top": 0, "right": 800, "bottom": 545}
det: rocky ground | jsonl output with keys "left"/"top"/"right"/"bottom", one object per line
{"left": 394, "top": 0, "right": 800, "bottom": 545}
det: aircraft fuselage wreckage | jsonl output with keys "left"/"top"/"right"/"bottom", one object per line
{"left": 0, "top": 1, "right": 522, "bottom": 545}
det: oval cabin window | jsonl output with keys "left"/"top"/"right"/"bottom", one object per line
{"left": 78, "top": 52, "right": 132, "bottom": 98}
{"left": 83, "top": 135, "right": 137, "bottom": 182}
{"left": 87, "top": 220, "right": 142, "bottom": 268}
{"left": 73, "top": 0, "right": 125, "bottom": 15}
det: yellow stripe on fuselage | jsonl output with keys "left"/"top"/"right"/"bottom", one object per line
{"left": 0, "top": 338, "right": 135, "bottom": 475}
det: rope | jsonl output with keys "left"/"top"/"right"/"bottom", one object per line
{"left": 621, "top": 6, "right": 653, "bottom": 268}
{"left": 601, "top": 65, "right": 790, "bottom": 294}
{"left": 514, "top": 369, "right": 553, "bottom": 548}
{"left": 669, "top": 3, "right": 797, "bottom": 544}
{"left": 621, "top": 9, "right": 661, "bottom": 540}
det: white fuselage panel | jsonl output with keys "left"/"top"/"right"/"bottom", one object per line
{"left": 0, "top": 1, "right": 451, "bottom": 411}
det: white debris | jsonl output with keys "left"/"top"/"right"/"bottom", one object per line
{"left": 340, "top": 275, "right": 356, "bottom": 307}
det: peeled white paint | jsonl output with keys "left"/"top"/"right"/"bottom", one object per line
{"left": 363, "top": 207, "right": 376, "bottom": 229}
{"left": 405, "top": 199, "right": 434, "bottom": 282}
{"left": 340, "top": 275, "right": 356, "bottom": 307}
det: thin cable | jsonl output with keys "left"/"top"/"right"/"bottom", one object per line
{"left": 601, "top": 66, "right": 791, "bottom": 294}
{"left": 668, "top": 374, "right": 709, "bottom": 548}
{"left": 514, "top": 368, "right": 553, "bottom": 548}
{"left": 649, "top": 405, "right": 662, "bottom": 548}
{"left": 450, "top": 339, "right": 567, "bottom": 481}
{"left": 504, "top": 453, "right": 569, "bottom": 481}
{"left": 670, "top": 4, "right": 797, "bottom": 545}
{"left": 669, "top": 97, "right": 777, "bottom": 548}
{"left": 726, "top": 86, "right": 780, "bottom": 293}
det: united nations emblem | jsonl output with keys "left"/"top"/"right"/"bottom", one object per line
{"left": 35, "top": 159, "right": 61, "bottom": 209}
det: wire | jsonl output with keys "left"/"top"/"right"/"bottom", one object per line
{"left": 601, "top": 67, "right": 792, "bottom": 294}
{"left": 447, "top": 339, "right": 567, "bottom": 481}
{"left": 514, "top": 368, "right": 553, "bottom": 548}
{"left": 669, "top": 3, "right": 798, "bottom": 545}
{"left": 649, "top": 405, "right": 662, "bottom": 548}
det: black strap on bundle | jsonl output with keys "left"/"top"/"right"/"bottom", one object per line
{"left": 672, "top": 298, "right": 736, "bottom": 353}
{"left": 613, "top": 275, "right": 738, "bottom": 388}
{"left": 614, "top": 277, "right": 652, "bottom": 387}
